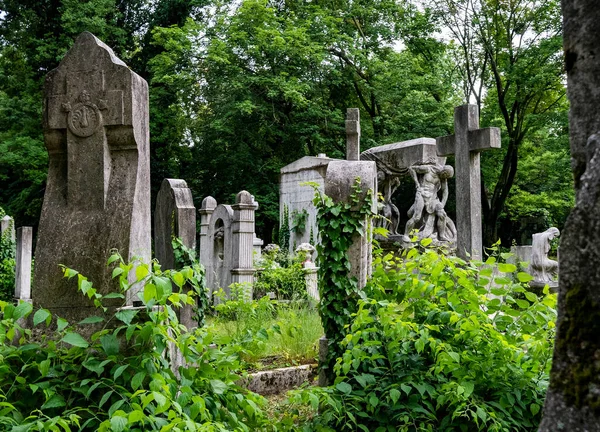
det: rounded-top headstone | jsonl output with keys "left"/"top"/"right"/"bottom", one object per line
{"left": 201, "top": 196, "right": 217, "bottom": 211}
{"left": 236, "top": 190, "right": 253, "bottom": 205}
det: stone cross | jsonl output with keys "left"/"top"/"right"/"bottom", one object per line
{"left": 154, "top": 178, "right": 197, "bottom": 270}
{"left": 15, "top": 227, "right": 33, "bottom": 301}
{"left": 34, "top": 32, "right": 150, "bottom": 321}
{"left": 436, "top": 104, "right": 500, "bottom": 260}
{"left": 346, "top": 108, "right": 361, "bottom": 161}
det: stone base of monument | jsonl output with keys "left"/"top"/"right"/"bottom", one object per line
{"left": 241, "top": 364, "right": 318, "bottom": 395}
{"left": 529, "top": 280, "right": 558, "bottom": 294}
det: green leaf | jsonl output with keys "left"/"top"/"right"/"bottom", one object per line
{"left": 107, "top": 253, "right": 121, "bottom": 266}
{"left": 400, "top": 384, "right": 411, "bottom": 395}
{"left": 13, "top": 301, "right": 32, "bottom": 320}
{"left": 110, "top": 416, "right": 127, "bottom": 432}
{"left": 135, "top": 264, "right": 149, "bottom": 281}
{"left": 78, "top": 316, "right": 104, "bottom": 325}
{"left": 498, "top": 263, "right": 517, "bottom": 273}
{"left": 113, "top": 364, "right": 128, "bottom": 380}
{"left": 524, "top": 291, "right": 538, "bottom": 302}
{"left": 336, "top": 382, "right": 352, "bottom": 394}
{"left": 461, "top": 381, "right": 475, "bottom": 398}
{"left": 476, "top": 406, "right": 487, "bottom": 423}
{"left": 39, "top": 359, "right": 50, "bottom": 377}
{"left": 33, "top": 309, "right": 51, "bottom": 326}
{"left": 390, "top": 388, "right": 400, "bottom": 404}
{"left": 112, "top": 267, "right": 124, "bottom": 278}
{"left": 153, "top": 391, "right": 167, "bottom": 407}
{"left": 41, "top": 394, "right": 66, "bottom": 410}
{"left": 530, "top": 403, "right": 541, "bottom": 416}
{"left": 517, "top": 272, "right": 534, "bottom": 283}
{"left": 115, "top": 309, "right": 137, "bottom": 325}
{"left": 61, "top": 332, "right": 89, "bottom": 348}
{"left": 99, "top": 390, "right": 114, "bottom": 408}
{"left": 131, "top": 372, "right": 146, "bottom": 390}
{"left": 100, "top": 334, "right": 119, "bottom": 356}
{"left": 210, "top": 379, "right": 228, "bottom": 395}
{"left": 57, "top": 317, "right": 69, "bottom": 332}
{"left": 172, "top": 271, "right": 185, "bottom": 288}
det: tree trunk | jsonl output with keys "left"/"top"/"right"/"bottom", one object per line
{"left": 538, "top": 0, "right": 600, "bottom": 430}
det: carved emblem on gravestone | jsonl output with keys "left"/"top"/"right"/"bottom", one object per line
{"left": 62, "top": 90, "right": 105, "bottom": 137}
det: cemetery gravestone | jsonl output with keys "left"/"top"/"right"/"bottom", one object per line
{"left": 34, "top": 32, "right": 150, "bottom": 321}
{"left": 437, "top": 104, "right": 501, "bottom": 261}
{"left": 154, "top": 178, "right": 196, "bottom": 270}
{"left": 346, "top": 108, "right": 361, "bottom": 161}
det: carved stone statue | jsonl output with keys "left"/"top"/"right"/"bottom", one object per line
{"left": 530, "top": 227, "right": 560, "bottom": 288}
{"left": 403, "top": 160, "right": 457, "bottom": 244}
{"left": 376, "top": 170, "right": 401, "bottom": 236}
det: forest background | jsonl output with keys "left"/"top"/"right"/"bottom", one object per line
{"left": 0, "top": 0, "right": 572, "bottom": 247}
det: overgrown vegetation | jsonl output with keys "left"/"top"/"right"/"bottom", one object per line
{"left": 253, "top": 245, "right": 307, "bottom": 300}
{"left": 285, "top": 245, "right": 556, "bottom": 431}
{"left": 0, "top": 253, "right": 275, "bottom": 431}
{"left": 0, "top": 207, "right": 15, "bottom": 302}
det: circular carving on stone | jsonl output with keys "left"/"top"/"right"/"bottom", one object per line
{"left": 67, "top": 102, "right": 101, "bottom": 137}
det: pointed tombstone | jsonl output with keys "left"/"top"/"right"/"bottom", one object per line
{"left": 539, "top": 1, "right": 600, "bottom": 429}
{"left": 34, "top": 32, "right": 150, "bottom": 321}
{"left": 15, "top": 227, "right": 33, "bottom": 301}
{"left": 154, "top": 179, "right": 197, "bottom": 329}
{"left": 436, "top": 105, "right": 501, "bottom": 260}
{"left": 346, "top": 108, "right": 361, "bottom": 161}
{"left": 154, "top": 178, "right": 197, "bottom": 270}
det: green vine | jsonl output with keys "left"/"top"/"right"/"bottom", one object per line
{"left": 312, "top": 178, "right": 376, "bottom": 380}
{"left": 291, "top": 208, "right": 309, "bottom": 233}
{"left": 278, "top": 204, "right": 290, "bottom": 251}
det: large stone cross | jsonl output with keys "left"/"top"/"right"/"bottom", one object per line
{"left": 47, "top": 69, "right": 124, "bottom": 209}
{"left": 436, "top": 104, "right": 500, "bottom": 260}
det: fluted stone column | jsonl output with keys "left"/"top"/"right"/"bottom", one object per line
{"left": 231, "top": 191, "right": 256, "bottom": 298}
{"left": 15, "top": 227, "right": 33, "bottom": 301}
{"left": 198, "top": 196, "right": 216, "bottom": 275}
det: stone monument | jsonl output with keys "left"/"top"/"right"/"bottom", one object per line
{"left": 437, "top": 105, "right": 501, "bottom": 260}
{"left": 530, "top": 227, "right": 559, "bottom": 290}
{"left": 402, "top": 160, "right": 457, "bottom": 246}
{"left": 34, "top": 32, "right": 150, "bottom": 320}
{"left": 198, "top": 192, "right": 256, "bottom": 302}
{"left": 154, "top": 178, "right": 196, "bottom": 270}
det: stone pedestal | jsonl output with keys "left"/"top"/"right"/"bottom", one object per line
{"left": 231, "top": 191, "right": 256, "bottom": 294}
{"left": 1, "top": 215, "right": 15, "bottom": 242}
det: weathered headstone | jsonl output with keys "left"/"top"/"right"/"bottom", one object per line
{"left": 34, "top": 32, "right": 150, "bottom": 321}
{"left": 437, "top": 105, "right": 501, "bottom": 260}
{"left": 199, "top": 193, "right": 256, "bottom": 302}
{"left": 346, "top": 108, "right": 361, "bottom": 161}
{"left": 324, "top": 160, "right": 377, "bottom": 288}
{"left": 154, "top": 178, "right": 197, "bottom": 329}
{"left": 1, "top": 215, "right": 15, "bottom": 243}
{"left": 154, "top": 178, "right": 196, "bottom": 270}
{"left": 538, "top": 1, "right": 600, "bottom": 429}
{"left": 15, "top": 227, "right": 33, "bottom": 301}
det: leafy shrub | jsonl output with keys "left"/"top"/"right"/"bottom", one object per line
{"left": 288, "top": 245, "right": 556, "bottom": 431}
{"left": 0, "top": 207, "right": 15, "bottom": 302}
{"left": 0, "top": 253, "right": 274, "bottom": 431}
{"left": 254, "top": 247, "right": 307, "bottom": 300}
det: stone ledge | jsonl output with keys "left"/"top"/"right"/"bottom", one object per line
{"left": 242, "top": 364, "right": 317, "bottom": 395}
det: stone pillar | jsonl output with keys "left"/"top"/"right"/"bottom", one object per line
{"left": 538, "top": 1, "right": 600, "bottom": 429}
{"left": 324, "top": 160, "right": 377, "bottom": 288}
{"left": 345, "top": 108, "right": 361, "bottom": 161}
{"left": 35, "top": 32, "right": 150, "bottom": 321}
{"left": 231, "top": 191, "right": 256, "bottom": 297}
{"left": 198, "top": 196, "right": 216, "bottom": 275}
{"left": 154, "top": 178, "right": 196, "bottom": 270}
{"left": 1, "top": 215, "right": 15, "bottom": 242}
{"left": 304, "top": 262, "right": 319, "bottom": 301}
{"left": 15, "top": 227, "right": 33, "bottom": 301}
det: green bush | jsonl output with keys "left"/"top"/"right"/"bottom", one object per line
{"left": 254, "top": 246, "right": 307, "bottom": 300}
{"left": 0, "top": 253, "right": 274, "bottom": 431}
{"left": 288, "top": 245, "right": 556, "bottom": 431}
{"left": 0, "top": 207, "right": 15, "bottom": 302}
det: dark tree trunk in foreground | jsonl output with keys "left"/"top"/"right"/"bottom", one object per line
{"left": 539, "top": 1, "right": 600, "bottom": 430}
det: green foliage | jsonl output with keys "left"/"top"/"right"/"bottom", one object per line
{"left": 171, "top": 237, "right": 209, "bottom": 326}
{"left": 291, "top": 209, "right": 308, "bottom": 234}
{"left": 312, "top": 178, "right": 376, "bottom": 378}
{"left": 279, "top": 205, "right": 291, "bottom": 252}
{"left": 288, "top": 247, "right": 556, "bottom": 431}
{"left": 0, "top": 252, "right": 274, "bottom": 431}
{"left": 0, "top": 208, "right": 15, "bottom": 302}
{"left": 254, "top": 249, "right": 307, "bottom": 300}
